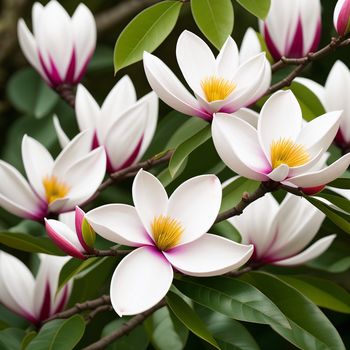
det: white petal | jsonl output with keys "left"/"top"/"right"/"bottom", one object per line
{"left": 232, "top": 108, "right": 259, "bottom": 128}
{"left": 267, "top": 164, "right": 289, "bottom": 182}
{"left": 258, "top": 90, "right": 302, "bottom": 162}
{"left": 143, "top": 52, "right": 209, "bottom": 119}
{"left": 216, "top": 36, "right": 239, "bottom": 79}
{"left": 212, "top": 114, "right": 270, "bottom": 181}
{"left": 22, "top": 135, "right": 54, "bottom": 198}
{"left": 86, "top": 204, "right": 151, "bottom": 247}
{"left": 294, "top": 77, "right": 325, "bottom": 106}
{"left": 71, "top": 3, "right": 96, "bottom": 80}
{"left": 164, "top": 234, "right": 253, "bottom": 276}
{"left": 132, "top": 170, "right": 168, "bottom": 234}
{"left": 239, "top": 28, "right": 261, "bottom": 64}
{"left": 53, "top": 115, "right": 70, "bottom": 148}
{"left": 0, "top": 160, "right": 44, "bottom": 220}
{"left": 287, "top": 153, "right": 350, "bottom": 188}
{"left": 167, "top": 175, "right": 222, "bottom": 245}
{"left": 99, "top": 76, "right": 137, "bottom": 143}
{"left": 75, "top": 85, "right": 100, "bottom": 132}
{"left": 176, "top": 30, "right": 215, "bottom": 95}
{"left": 274, "top": 235, "right": 336, "bottom": 266}
{"left": 110, "top": 246, "right": 173, "bottom": 316}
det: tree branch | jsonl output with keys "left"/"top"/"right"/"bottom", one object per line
{"left": 81, "top": 300, "right": 166, "bottom": 350}
{"left": 55, "top": 84, "right": 76, "bottom": 109}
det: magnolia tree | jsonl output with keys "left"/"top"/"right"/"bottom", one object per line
{"left": 0, "top": 0, "right": 350, "bottom": 349}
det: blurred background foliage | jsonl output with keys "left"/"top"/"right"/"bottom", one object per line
{"left": 0, "top": 0, "right": 349, "bottom": 349}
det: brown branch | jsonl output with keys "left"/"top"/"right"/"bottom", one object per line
{"left": 55, "top": 84, "right": 76, "bottom": 109}
{"left": 85, "top": 304, "right": 113, "bottom": 323}
{"left": 84, "top": 248, "right": 132, "bottom": 258}
{"left": 81, "top": 299, "right": 166, "bottom": 350}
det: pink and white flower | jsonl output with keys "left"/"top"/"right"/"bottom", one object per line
{"left": 260, "top": 0, "right": 321, "bottom": 60}
{"left": 53, "top": 76, "right": 158, "bottom": 172}
{"left": 45, "top": 207, "right": 95, "bottom": 259}
{"left": 0, "top": 131, "right": 106, "bottom": 221}
{"left": 229, "top": 193, "right": 335, "bottom": 266}
{"left": 0, "top": 252, "right": 71, "bottom": 325}
{"left": 17, "top": 0, "right": 96, "bottom": 87}
{"left": 143, "top": 30, "right": 271, "bottom": 121}
{"left": 334, "top": 0, "right": 350, "bottom": 36}
{"left": 86, "top": 170, "right": 253, "bottom": 316}
{"left": 212, "top": 90, "right": 350, "bottom": 192}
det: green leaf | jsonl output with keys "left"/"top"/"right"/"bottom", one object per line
{"left": 102, "top": 318, "right": 149, "bottom": 350}
{"left": 279, "top": 275, "right": 350, "bottom": 314}
{"left": 315, "top": 192, "right": 350, "bottom": 213}
{"left": 27, "top": 315, "right": 85, "bottom": 350}
{"left": 242, "top": 272, "right": 346, "bottom": 350}
{"left": 211, "top": 220, "right": 241, "bottom": 243}
{"left": 220, "top": 177, "right": 260, "bottom": 213}
{"left": 145, "top": 306, "right": 189, "bottom": 350}
{"left": 21, "top": 331, "right": 37, "bottom": 350}
{"left": 175, "top": 276, "right": 289, "bottom": 328}
{"left": 166, "top": 291, "right": 220, "bottom": 349}
{"left": 236, "top": 0, "right": 271, "bottom": 20}
{"left": 191, "top": 0, "right": 234, "bottom": 50}
{"left": 305, "top": 196, "right": 350, "bottom": 234}
{"left": 114, "top": 1, "right": 182, "bottom": 72}
{"left": 169, "top": 125, "right": 211, "bottom": 177}
{"left": 328, "top": 176, "right": 350, "bottom": 189}
{"left": 0, "top": 232, "right": 64, "bottom": 255}
{"left": 7, "top": 68, "right": 58, "bottom": 118}
{"left": 0, "top": 328, "right": 25, "bottom": 350}
{"left": 289, "top": 82, "right": 326, "bottom": 121}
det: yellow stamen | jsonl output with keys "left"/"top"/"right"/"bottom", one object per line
{"left": 270, "top": 138, "right": 310, "bottom": 169}
{"left": 42, "top": 175, "right": 70, "bottom": 204}
{"left": 201, "top": 76, "right": 236, "bottom": 102}
{"left": 151, "top": 215, "right": 184, "bottom": 251}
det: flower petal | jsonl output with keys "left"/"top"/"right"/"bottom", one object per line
{"left": 86, "top": 204, "right": 151, "bottom": 247}
{"left": 53, "top": 115, "right": 70, "bottom": 148}
{"left": 267, "top": 164, "right": 289, "bottom": 182}
{"left": 22, "top": 135, "right": 54, "bottom": 199}
{"left": 110, "top": 246, "right": 173, "bottom": 316}
{"left": 164, "top": 234, "right": 253, "bottom": 276}
{"left": 132, "top": 169, "right": 168, "bottom": 234}
{"left": 239, "top": 28, "right": 261, "bottom": 64}
{"left": 216, "top": 36, "right": 239, "bottom": 79}
{"left": 294, "top": 77, "right": 325, "bottom": 106}
{"left": 232, "top": 108, "right": 259, "bottom": 128}
{"left": 258, "top": 90, "right": 302, "bottom": 162}
{"left": 212, "top": 113, "right": 270, "bottom": 181}
{"left": 274, "top": 235, "right": 336, "bottom": 266}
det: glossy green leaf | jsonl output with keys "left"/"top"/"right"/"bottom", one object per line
{"left": 279, "top": 275, "right": 350, "bottom": 314}
{"left": 305, "top": 196, "right": 350, "bottom": 234}
{"left": 169, "top": 125, "right": 211, "bottom": 177}
{"left": 328, "top": 176, "right": 350, "bottom": 189}
{"left": 21, "top": 331, "right": 37, "bottom": 350}
{"left": 242, "top": 272, "right": 346, "bottom": 350}
{"left": 236, "top": 0, "right": 271, "bottom": 20}
{"left": 175, "top": 276, "right": 289, "bottom": 328}
{"left": 166, "top": 291, "right": 220, "bottom": 349}
{"left": 145, "top": 306, "right": 189, "bottom": 350}
{"left": 0, "top": 328, "right": 25, "bottom": 350}
{"left": 114, "top": 1, "right": 182, "bottom": 71}
{"left": 102, "top": 318, "right": 149, "bottom": 350}
{"left": 289, "top": 82, "right": 326, "bottom": 121}
{"left": 0, "top": 232, "right": 64, "bottom": 255}
{"left": 191, "top": 0, "right": 234, "bottom": 49}
{"left": 315, "top": 192, "right": 350, "bottom": 213}
{"left": 211, "top": 220, "right": 241, "bottom": 243}
{"left": 27, "top": 315, "right": 85, "bottom": 350}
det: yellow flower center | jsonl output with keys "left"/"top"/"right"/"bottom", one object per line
{"left": 201, "top": 76, "right": 236, "bottom": 102}
{"left": 270, "top": 138, "right": 310, "bottom": 169}
{"left": 42, "top": 175, "right": 70, "bottom": 204}
{"left": 151, "top": 215, "right": 184, "bottom": 251}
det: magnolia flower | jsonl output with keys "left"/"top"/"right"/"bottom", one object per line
{"left": 0, "top": 252, "right": 71, "bottom": 325}
{"left": 86, "top": 170, "right": 253, "bottom": 316}
{"left": 0, "top": 131, "right": 106, "bottom": 221}
{"left": 53, "top": 76, "right": 158, "bottom": 172}
{"left": 18, "top": 0, "right": 96, "bottom": 87}
{"left": 260, "top": 0, "right": 321, "bottom": 60}
{"left": 296, "top": 61, "right": 350, "bottom": 151}
{"left": 229, "top": 193, "right": 335, "bottom": 266}
{"left": 143, "top": 30, "right": 271, "bottom": 121}
{"left": 212, "top": 90, "right": 350, "bottom": 192}
{"left": 334, "top": 0, "right": 350, "bottom": 35}
{"left": 240, "top": 27, "right": 262, "bottom": 63}
{"left": 45, "top": 207, "right": 95, "bottom": 259}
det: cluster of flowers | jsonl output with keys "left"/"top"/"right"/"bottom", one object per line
{"left": 0, "top": 0, "right": 350, "bottom": 323}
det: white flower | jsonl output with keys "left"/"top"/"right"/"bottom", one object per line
{"left": 229, "top": 193, "right": 335, "bottom": 266}
{"left": 86, "top": 170, "right": 253, "bottom": 316}
{"left": 334, "top": 0, "right": 350, "bottom": 36}
{"left": 212, "top": 90, "right": 350, "bottom": 192}
{"left": 17, "top": 0, "right": 96, "bottom": 87}
{"left": 239, "top": 27, "right": 262, "bottom": 63}
{"left": 143, "top": 30, "right": 271, "bottom": 121}
{"left": 53, "top": 76, "right": 158, "bottom": 172}
{"left": 0, "top": 252, "right": 71, "bottom": 325}
{"left": 260, "top": 0, "right": 321, "bottom": 60}
{"left": 0, "top": 131, "right": 106, "bottom": 221}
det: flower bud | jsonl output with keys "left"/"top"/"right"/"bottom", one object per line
{"left": 334, "top": 0, "right": 350, "bottom": 36}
